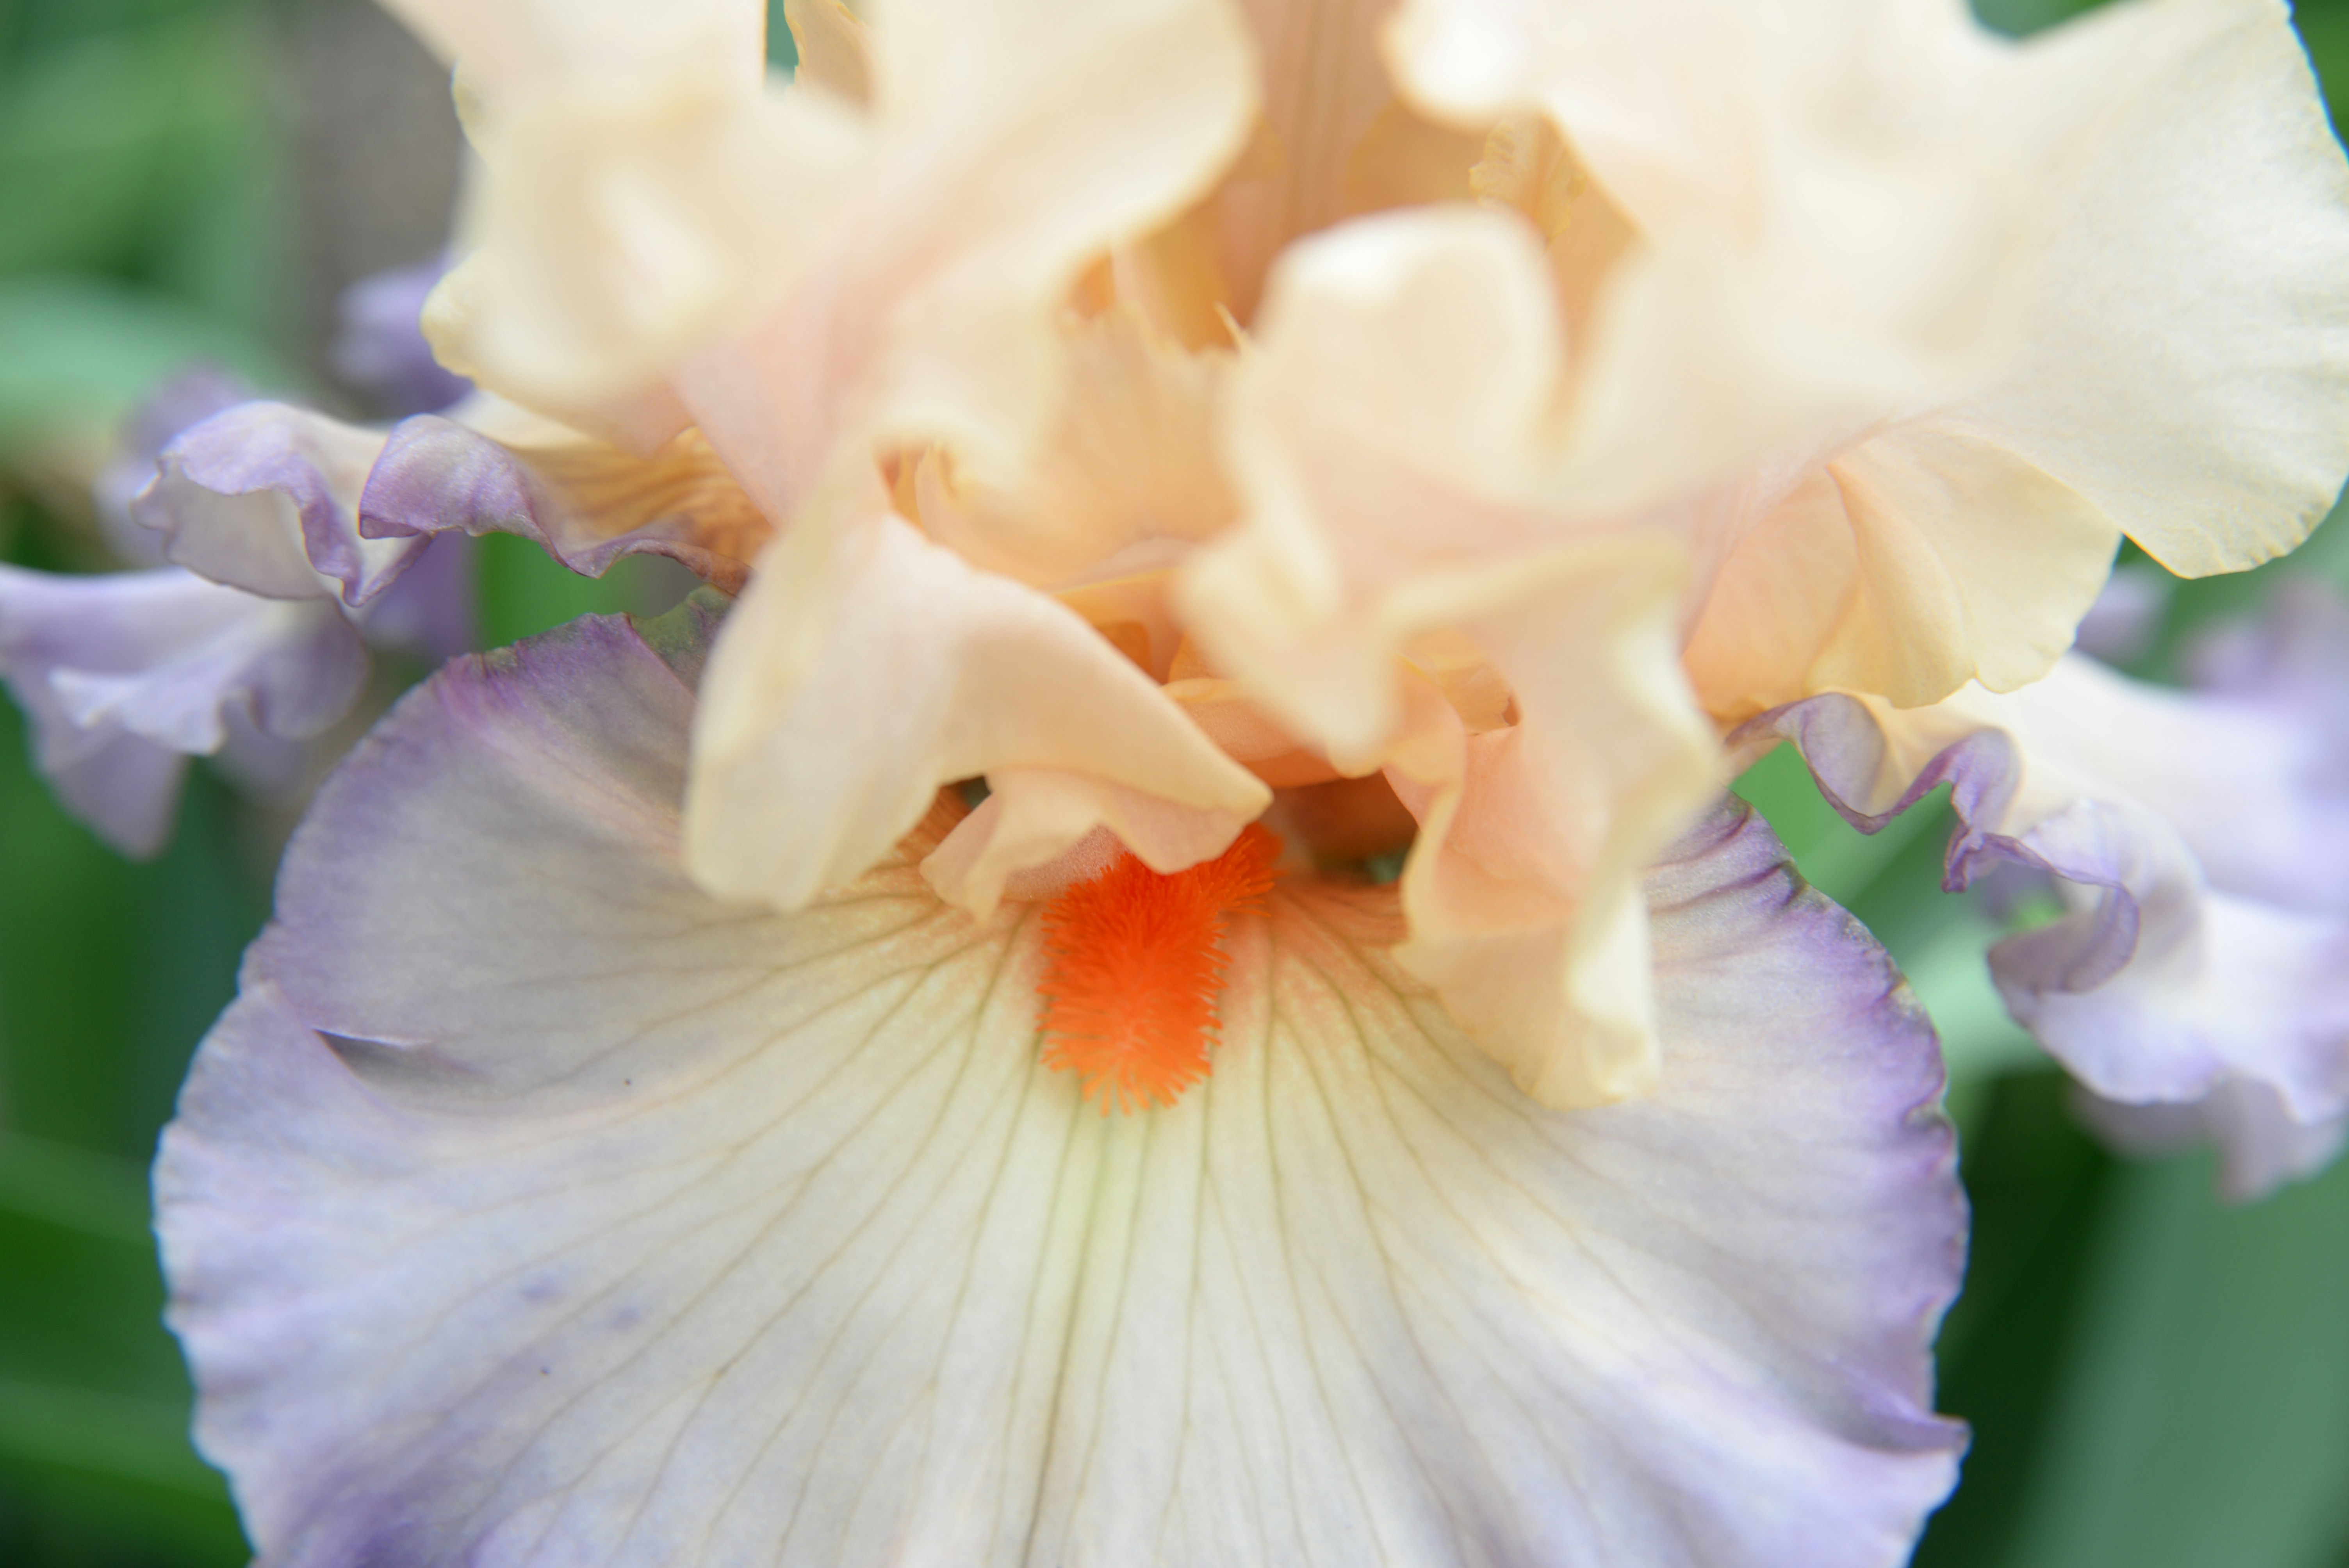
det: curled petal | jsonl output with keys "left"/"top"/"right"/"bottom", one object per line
{"left": 359, "top": 402, "right": 770, "bottom": 592}
{"left": 912, "top": 306, "right": 1235, "bottom": 587}
{"left": 1687, "top": 422, "right": 2116, "bottom": 714}
{"left": 1390, "top": 0, "right": 2032, "bottom": 510}
{"left": 1749, "top": 620, "right": 2349, "bottom": 1180}
{"left": 1182, "top": 208, "right": 1583, "bottom": 768}
{"left": 159, "top": 606, "right": 1962, "bottom": 1567}
{"left": 1941, "top": 0, "right": 2349, "bottom": 578}
{"left": 429, "top": 77, "right": 870, "bottom": 415}
{"left": 1382, "top": 540, "right": 1719, "bottom": 1108}
{"left": 135, "top": 402, "right": 420, "bottom": 605}
{"left": 0, "top": 567, "right": 366, "bottom": 855}
{"left": 688, "top": 507, "right": 1269, "bottom": 909}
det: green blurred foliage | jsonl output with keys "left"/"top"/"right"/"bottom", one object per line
{"left": 3, "top": 0, "right": 2349, "bottom": 1564}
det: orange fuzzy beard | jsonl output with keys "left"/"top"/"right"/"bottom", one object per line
{"left": 1037, "top": 825, "right": 1281, "bottom": 1114}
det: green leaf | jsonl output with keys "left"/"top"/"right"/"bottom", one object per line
{"left": 476, "top": 533, "right": 700, "bottom": 649}
{"left": 1918, "top": 1071, "right": 2119, "bottom": 1568}
{"left": 0, "top": 274, "right": 290, "bottom": 447}
{"left": 1998, "top": 1150, "right": 2349, "bottom": 1568}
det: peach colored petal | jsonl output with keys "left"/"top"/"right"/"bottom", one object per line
{"left": 687, "top": 502, "right": 1269, "bottom": 910}
{"left": 1384, "top": 539, "right": 1718, "bottom": 1108}
{"left": 670, "top": 0, "right": 1260, "bottom": 523}
{"left": 783, "top": 0, "right": 870, "bottom": 105}
{"left": 1180, "top": 208, "right": 1573, "bottom": 770}
{"left": 1686, "top": 420, "right": 2114, "bottom": 717}
{"left": 911, "top": 306, "right": 1236, "bottom": 586}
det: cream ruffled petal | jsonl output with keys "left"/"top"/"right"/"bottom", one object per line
{"left": 688, "top": 506, "right": 1269, "bottom": 910}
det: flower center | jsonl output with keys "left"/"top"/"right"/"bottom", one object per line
{"left": 1037, "top": 824, "right": 1281, "bottom": 1113}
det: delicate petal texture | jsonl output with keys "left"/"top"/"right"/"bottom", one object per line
{"left": 1396, "top": 0, "right": 2349, "bottom": 713}
{"left": 135, "top": 402, "right": 421, "bottom": 605}
{"left": 689, "top": 511, "right": 1270, "bottom": 910}
{"left": 912, "top": 306, "right": 1236, "bottom": 587}
{"left": 1940, "top": 0, "right": 2349, "bottom": 576}
{"left": 1387, "top": 0, "right": 2031, "bottom": 509}
{"left": 0, "top": 567, "right": 365, "bottom": 855}
{"left": 1212, "top": 0, "right": 1413, "bottom": 320}
{"left": 160, "top": 608, "right": 1963, "bottom": 1568}
{"left": 360, "top": 401, "right": 771, "bottom": 593}
{"left": 1180, "top": 212, "right": 1718, "bottom": 1102}
{"left": 333, "top": 258, "right": 474, "bottom": 417}
{"left": 669, "top": 0, "right": 1258, "bottom": 518}
{"left": 1750, "top": 594, "right": 2349, "bottom": 1190}
{"left": 411, "top": 0, "right": 865, "bottom": 411}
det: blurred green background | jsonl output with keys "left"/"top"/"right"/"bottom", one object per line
{"left": 2, "top": 0, "right": 2349, "bottom": 1563}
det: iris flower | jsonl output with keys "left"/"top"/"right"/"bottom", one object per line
{"left": 56, "top": 0, "right": 2349, "bottom": 1561}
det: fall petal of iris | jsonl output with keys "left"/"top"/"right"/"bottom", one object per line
{"left": 159, "top": 607, "right": 1963, "bottom": 1568}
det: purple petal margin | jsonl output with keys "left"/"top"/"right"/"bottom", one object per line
{"left": 135, "top": 403, "right": 426, "bottom": 606}
{"left": 358, "top": 415, "right": 757, "bottom": 593}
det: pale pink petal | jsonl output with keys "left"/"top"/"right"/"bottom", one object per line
{"left": 669, "top": 0, "right": 1259, "bottom": 520}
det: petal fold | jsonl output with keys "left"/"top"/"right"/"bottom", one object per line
{"left": 359, "top": 401, "right": 770, "bottom": 592}
{"left": 135, "top": 402, "right": 420, "bottom": 605}
{"left": 687, "top": 508, "right": 1270, "bottom": 909}
{"left": 1750, "top": 590, "right": 2349, "bottom": 1191}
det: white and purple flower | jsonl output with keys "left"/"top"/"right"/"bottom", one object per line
{"left": 0, "top": 0, "right": 2338, "bottom": 1562}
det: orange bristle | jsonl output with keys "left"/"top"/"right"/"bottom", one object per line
{"left": 1037, "top": 824, "right": 1281, "bottom": 1114}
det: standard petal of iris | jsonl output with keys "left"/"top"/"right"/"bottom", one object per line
{"left": 0, "top": 566, "right": 365, "bottom": 855}
{"left": 667, "top": 0, "right": 1258, "bottom": 520}
{"left": 687, "top": 508, "right": 1269, "bottom": 910}
{"left": 160, "top": 607, "right": 1962, "bottom": 1568}
{"left": 1940, "top": 0, "right": 2349, "bottom": 577}
{"left": 1181, "top": 208, "right": 1595, "bottom": 765}
{"left": 1749, "top": 613, "right": 2349, "bottom": 1192}
{"left": 1381, "top": 542, "right": 1720, "bottom": 1108}
{"left": 1399, "top": 0, "right": 2349, "bottom": 714}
